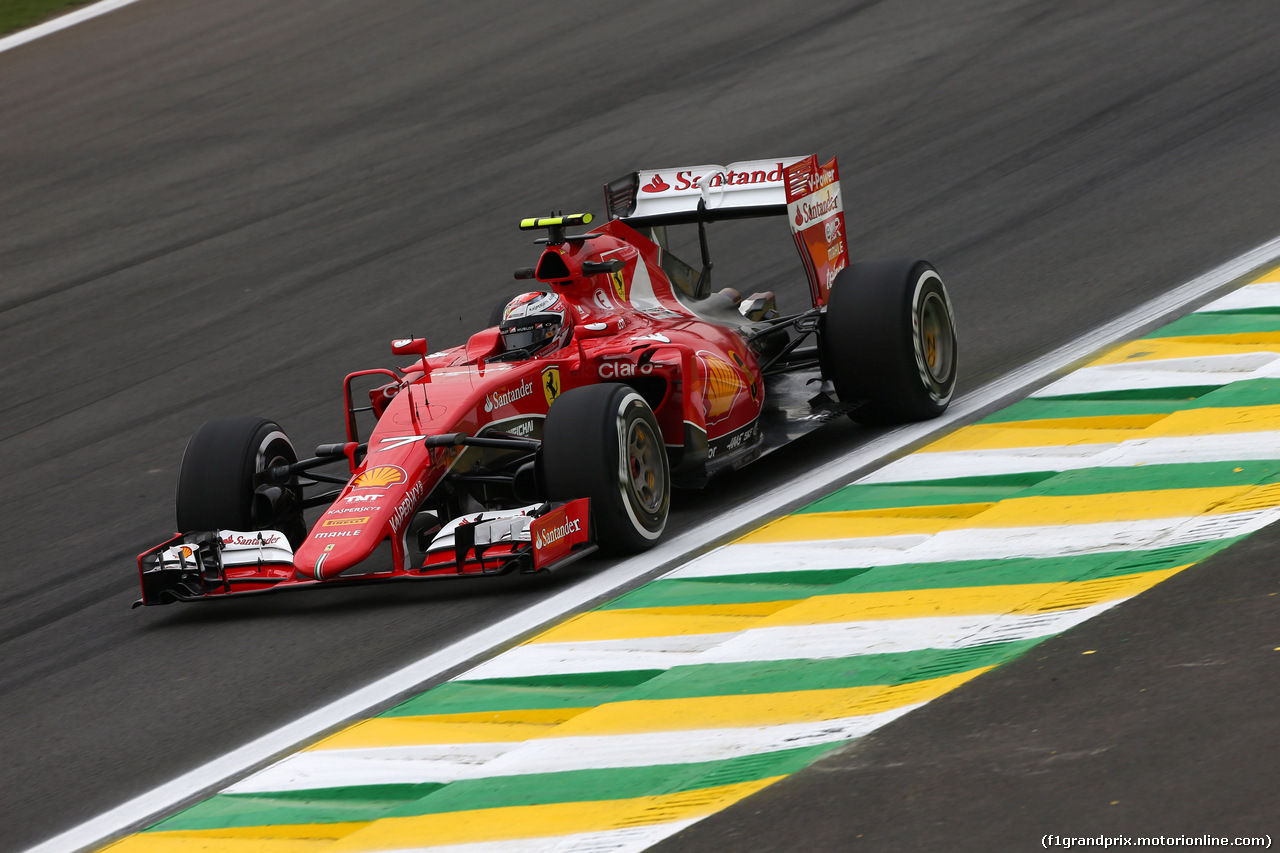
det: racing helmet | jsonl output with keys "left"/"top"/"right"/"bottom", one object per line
{"left": 498, "top": 291, "right": 572, "bottom": 356}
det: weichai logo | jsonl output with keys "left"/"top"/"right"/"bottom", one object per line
{"left": 322, "top": 516, "right": 369, "bottom": 527}
{"left": 352, "top": 465, "right": 406, "bottom": 489}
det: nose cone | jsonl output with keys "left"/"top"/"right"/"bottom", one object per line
{"left": 294, "top": 509, "right": 391, "bottom": 580}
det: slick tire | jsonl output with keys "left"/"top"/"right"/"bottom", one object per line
{"left": 819, "top": 259, "right": 958, "bottom": 424}
{"left": 542, "top": 384, "right": 670, "bottom": 553}
{"left": 176, "top": 417, "right": 307, "bottom": 548}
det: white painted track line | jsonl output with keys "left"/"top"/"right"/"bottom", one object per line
{"left": 25, "top": 234, "right": 1280, "bottom": 853}
{"left": 0, "top": 0, "right": 146, "bottom": 56}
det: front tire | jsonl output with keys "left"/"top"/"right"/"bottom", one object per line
{"left": 820, "top": 259, "right": 957, "bottom": 424}
{"left": 176, "top": 417, "right": 306, "bottom": 548}
{"left": 542, "top": 384, "right": 670, "bottom": 553}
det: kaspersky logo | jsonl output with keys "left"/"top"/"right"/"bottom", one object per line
{"left": 352, "top": 465, "right": 406, "bottom": 489}
{"left": 535, "top": 517, "right": 581, "bottom": 550}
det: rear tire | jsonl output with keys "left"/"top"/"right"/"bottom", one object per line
{"left": 819, "top": 259, "right": 957, "bottom": 424}
{"left": 542, "top": 384, "right": 670, "bottom": 553}
{"left": 176, "top": 417, "right": 307, "bottom": 548}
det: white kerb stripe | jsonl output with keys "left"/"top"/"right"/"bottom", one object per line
{"left": 0, "top": 0, "right": 145, "bottom": 55}
{"left": 234, "top": 704, "right": 926, "bottom": 795}
{"left": 224, "top": 742, "right": 518, "bottom": 793}
{"left": 860, "top": 444, "right": 1117, "bottom": 484}
{"left": 1031, "top": 352, "right": 1280, "bottom": 399}
{"left": 462, "top": 604, "right": 1119, "bottom": 679}
{"left": 464, "top": 633, "right": 741, "bottom": 679}
{"left": 861, "top": 431, "right": 1280, "bottom": 485}
{"left": 1197, "top": 281, "right": 1280, "bottom": 313}
{"left": 673, "top": 507, "right": 1280, "bottom": 579}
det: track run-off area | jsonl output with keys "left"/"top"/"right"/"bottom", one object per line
{"left": 5, "top": 2, "right": 1280, "bottom": 851}
{"left": 75, "top": 264, "right": 1280, "bottom": 852}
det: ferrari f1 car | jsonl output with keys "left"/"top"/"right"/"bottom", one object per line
{"left": 136, "top": 154, "right": 957, "bottom": 606}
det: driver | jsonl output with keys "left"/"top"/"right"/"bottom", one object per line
{"left": 498, "top": 291, "right": 573, "bottom": 356}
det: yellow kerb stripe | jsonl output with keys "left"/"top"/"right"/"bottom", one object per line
{"left": 921, "top": 406, "right": 1280, "bottom": 452}
{"left": 972, "top": 415, "right": 1169, "bottom": 431}
{"left": 531, "top": 601, "right": 795, "bottom": 644}
{"left": 1137, "top": 404, "right": 1280, "bottom": 436}
{"left": 101, "top": 823, "right": 367, "bottom": 852}
{"left": 312, "top": 707, "right": 590, "bottom": 750}
{"left": 923, "top": 426, "right": 1144, "bottom": 453}
{"left": 740, "top": 487, "right": 1251, "bottom": 544}
{"left": 551, "top": 668, "right": 989, "bottom": 737}
{"left": 538, "top": 567, "right": 1186, "bottom": 643}
{"left": 1090, "top": 338, "right": 1280, "bottom": 365}
{"left": 318, "top": 777, "right": 778, "bottom": 851}
{"left": 1252, "top": 264, "right": 1280, "bottom": 283}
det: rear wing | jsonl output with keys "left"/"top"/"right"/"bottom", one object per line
{"left": 603, "top": 155, "right": 849, "bottom": 306}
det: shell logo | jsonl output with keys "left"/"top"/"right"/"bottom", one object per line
{"left": 728, "top": 350, "right": 759, "bottom": 400}
{"left": 698, "top": 351, "right": 745, "bottom": 425}
{"left": 352, "top": 465, "right": 407, "bottom": 489}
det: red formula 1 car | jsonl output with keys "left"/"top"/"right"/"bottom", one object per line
{"left": 136, "top": 154, "right": 958, "bottom": 605}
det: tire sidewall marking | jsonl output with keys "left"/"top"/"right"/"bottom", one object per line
{"left": 613, "top": 392, "right": 668, "bottom": 540}
{"left": 910, "top": 269, "right": 955, "bottom": 405}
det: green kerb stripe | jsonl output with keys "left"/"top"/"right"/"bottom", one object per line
{"left": 800, "top": 461, "right": 1280, "bottom": 513}
{"left": 386, "top": 670, "right": 660, "bottom": 717}
{"left": 148, "top": 782, "right": 444, "bottom": 832}
{"left": 606, "top": 538, "right": 1242, "bottom": 610}
{"left": 981, "top": 378, "right": 1280, "bottom": 423}
{"left": 149, "top": 744, "right": 838, "bottom": 831}
{"left": 1029, "top": 386, "right": 1222, "bottom": 402}
{"left": 1145, "top": 312, "right": 1280, "bottom": 338}
{"left": 618, "top": 640, "right": 1039, "bottom": 702}
{"left": 398, "top": 742, "right": 838, "bottom": 817}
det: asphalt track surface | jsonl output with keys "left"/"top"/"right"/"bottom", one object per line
{"left": 2, "top": 1, "right": 1279, "bottom": 850}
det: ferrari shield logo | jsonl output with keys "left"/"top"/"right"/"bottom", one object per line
{"left": 542, "top": 365, "right": 562, "bottom": 406}
{"left": 610, "top": 268, "right": 627, "bottom": 301}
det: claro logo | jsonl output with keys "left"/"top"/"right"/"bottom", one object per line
{"left": 535, "top": 517, "right": 581, "bottom": 550}
{"left": 484, "top": 379, "right": 534, "bottom": 413}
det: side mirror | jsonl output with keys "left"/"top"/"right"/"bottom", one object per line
{"left": 391, "top": 337, "right": 429, "bottom": 357}
{"left": 576, "top": 320, "right": 614, "bottom": 339}
{"left": 466, "top": 327, "right": 503, "bottom": 364}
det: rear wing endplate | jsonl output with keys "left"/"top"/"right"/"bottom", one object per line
{"left": 604, "top": 154, "right": 849, "bottom": 306}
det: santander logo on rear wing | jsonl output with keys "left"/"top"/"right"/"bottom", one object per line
{"left": 784, "top": 155, "right": 849, "bottom": 307}
{"left": 603, "top": 153, "right": 849, "bottom": 308}
{"left": 626, "top": 157, "right": 806, "bottom": 219}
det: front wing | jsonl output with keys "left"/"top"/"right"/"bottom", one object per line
{"left": 134, "top": 499, "right": 594, "bottom": 606}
